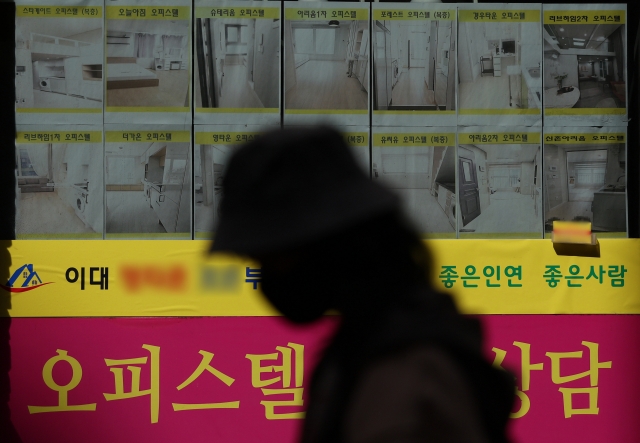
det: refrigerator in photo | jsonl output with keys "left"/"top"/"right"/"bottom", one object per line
{"left": 105, "top": 128, "right": 191, "bottom": 239}
{"left": 15, "top": 128, "right": 104, "bottom": 239}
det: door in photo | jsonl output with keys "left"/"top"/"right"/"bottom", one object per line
{"left": 458, "top": 147, "right": 481, "bottom": 226}
{"left": 373, "top": 21, "right": 391, "bottom": 110}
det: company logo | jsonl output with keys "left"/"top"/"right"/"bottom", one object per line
{"left": 1, "top": 264, "right": 54, "bottom": 293}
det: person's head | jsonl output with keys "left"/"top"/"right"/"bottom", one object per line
{"left": 210, "top": 126, "right": 432, "bottom": 323}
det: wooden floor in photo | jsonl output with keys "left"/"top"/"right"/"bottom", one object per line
{"left": 17, "top": 192, "right": 95, "bottom": 234}
{"left": 462, "top": 191, "right": 541, "bottom": 234}
{"left": 107, "top": 69, "right": 190, "bottom": 108}
{"left": 106, "top": 190, "right": 166, "bottom": 234}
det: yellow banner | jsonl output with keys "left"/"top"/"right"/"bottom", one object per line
{"left": 459, "top": 10, "right": 540, "bottom": 22}
{"left": 544, "top": 10, "right": 625, "bottom": 25}
{"left": 196, "top": 108, "right": 279, "bottom": 114}
{"left": 459, "top": 132, "right": 541, "bottom": 144}
{"left": 458, "top": 109, "right": 540, "bottom": 115}
{"left": 17, "top": 5, "right": 102, "bottom": 17}
{"left": 373, "top": 10, "right": 454, "bottom": 21}
{"left": 195, "top": 7, "right": 279, "bottom": 19}
{"left": 196, "top": 132, "right": 261, "bottom": 145}
{"left": 4, "top": 240, "right": 639, "bottom": 317}
{"left": 373, "top": 133, "right": 454, "bottom": 146}
{"left": 344, "top": 133, "right": 368, "bottom": 147}
{"left": 16, "top": 131, "right": 102, "bottom": 144}
{"left": 106, "top": 6, "right": 190, "bottom": 20}
{"left": 105, "top": 131, "right": 190, "bottom": 143}
{"left": 105, "top": 107, "right": 190, "bottom": 113}
{"left": 16, "top": 108, "right": 102, "bottom": 114}
{"left": 544, "top": 133, "right": 626, "bottom": 144}
{"left": 545, "top": 108, "right": 626, "bottom": 116}
{"left": 285, "top": 8, "right": 368, "bottom": 21}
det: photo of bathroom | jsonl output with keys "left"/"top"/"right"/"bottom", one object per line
{"left": 372, "top": 19, "right": 455, "bottom": 112}
{"left": 544, "top": 142, "right": 626, "bottom": 235}
{"left": 373, "top": 143, "right": 456, "bottom": 238}
{"left": 105, "top": 141, "right": 191, "bottom": 238}
{"left": 194, "top": 16, "right": 280, "bottom": 110}
{"left": 15, "top": 143, "right": 103, "bottom": 238}
{"left": 543, "top": 22, "right": 626, "bottom": 110}
{"left": 284, "top": 17, "right": 368, "bottom": 110}
{"left": 457, "top": 18, "right": 542, "bottom": 112}
{"left": 106, "top": 19, "right": 190, "bottom": 108}
{"left": 15, "top": 17, "right": 103, "bottom": 110}
{"left": 458, "top": 144, "right": 542, "bottom": 238}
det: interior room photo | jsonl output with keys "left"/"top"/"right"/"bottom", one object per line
{"left": 15, "top": 18, "right": 102, "bottom": 109}
{"left": 372, "top": 145, "right": 456, "bottom": 237}
{"left": 105, "top": 142, "right": 191, "bottom": 236}
{"left": 106, "top": 19, "right": 190, "bottom": 108}
{"left": 543, "top": 23, "right": 626, "bottom": 109}
{"left": 372, "top": 19, "right": 455, "bottom": 111}
{"left": 544, "top": 143, "right": 626, "bottom": 234}
{"left": 284, "top": 18, "right": 368, "bottom": 110}
{"left": 458, "top": 144, "right": 542, "bottom": 237}
{"left": 194, "top": 144, "right": 238, "bottom": 236}
{"left": 458, "top": 20, "right": 542, "bottom": 110}
{"left": 15, "top": 143, "right": 103, "bottom": 237}
{"left": 195, "top": 17, "right": 280, "bottom": 109}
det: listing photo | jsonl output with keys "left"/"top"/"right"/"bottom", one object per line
{"left": 284, "top": 16, "right": 369, "bottom": 110}
{"left": 543, "top": 22, "right": 626, "bottom": 111}
{"left": 15, "top": 142, "right": 103, "bottom": 238}
{"left": 105, "top": 141, "right": 191, "bottom": 237}
{"left": 544, "top": 142, "right": 626, "bottom": 235}
{"left": 194, "top": 16, "right": 280, "bottom": 110}
{"left": 372, "top": 18, "right": 455, "bottom": 112}
{"left": 458, "top": 17, "right": 542, "bottom": 113}
{"left": 372, "top": 143, "right": 456, "bottom": 238}
{"left": 106, "top": 18, "right": 190, "bottom": 108}
{"left": 15, "top": 17, "right": 103, "bottom": 110}
{"left": 458, "top": 143, "right": 542, "bottom": 238}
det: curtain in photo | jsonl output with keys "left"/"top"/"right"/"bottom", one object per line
{"left": 134, "top": 33, "right": 156, "bottom": 58}
{"left": 609, "top": 28, "right": 624, "bottom": 82}
{"left": 162, "top": 35, "right": 186, "bottom": 55}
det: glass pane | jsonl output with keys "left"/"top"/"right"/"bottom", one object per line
{"left": 293, "top": 28, "right": 314, "bottom": 54}
{"left": 462, "top": 161, "right": 471, "bottom": 181}
{"left": 315, "top": 29, "right": 335, "bottom": 55}
{"left": 227, "top": 26, "right": 238, "bottom": 43}
{"left": 19, "top": 149, "right": 38, "bottom": 176}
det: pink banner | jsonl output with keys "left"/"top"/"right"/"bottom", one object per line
{"left": 7, "top": 315, "right": 640, "bottom": 442}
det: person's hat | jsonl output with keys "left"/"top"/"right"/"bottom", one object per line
{"left": 209, "top": 125, "right": 400, "bottom": 257}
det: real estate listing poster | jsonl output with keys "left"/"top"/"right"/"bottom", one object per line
{"left": 457, "top": 4, "right": 542, "bottom": 127}
{"left": 371, "top": 3, "right": 456, "bottom": 128}
{"left": 543, "top": 127, "right": 627, "bottom": 237}
{"left": 104, "top": 125, "right": 191, "bottom": 239}
{"left": 543, "top": 5, "right": 627, "bottom": 127}
{"left": 194, "top": 124, "right": 279, "bottom": 239}
{"left": 372, "top": 127, "right": 456, "bottom": 238}
{"left": 15, "top": 126, "right": 104, "bottom": 239}
{"left": 457, "top": 126, "right": 542, "bottom": 239}
{"left": 194, "top": 0, "right": 281, "bottom": 126}
{"left": 283, "top": 1, "right": 369, "bottom": 127}
{"left": 15, "top": 0, "right": 103, "bottom": 125}
{"left": 104, "top": 0, "right": 192, "bottom": 125}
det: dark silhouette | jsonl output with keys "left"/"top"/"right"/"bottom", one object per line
{"left": 211, "top": 126, "right": 514, "bottom": 443}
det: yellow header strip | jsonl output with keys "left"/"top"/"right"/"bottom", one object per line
{"left": 285, "top": 8, "right": 368, "bottom": 21}
{"left": 107, "top": 6, "right": 190, "bottom": 20}
{"left": 106, "top": 107, "right": 190, "bottom": 113}
{"left": 106, "top": 131, "right": 190, "bottom": 143}
{"left": 195, "top": 7, "right": 279, "bottom": 19}
{"left": 459, "top": 109, "right": 540, "bottom": 115}
{"left": 374, "top": 110, "right": 456, "bottom": 115}
{"left": 544, "top": 10, "right": 625, "bottom": 25}
{"left": 373, "top": 10, "right": 454, "bottom": 21}
{"left": 16, "top": 131, "right": 102, "bottom": 144}
{"left": 285, "top": 109, "right": 368, "bottom": 115}
{"left": 16, "top": 108, "right": 102, "bottom": 114}
{"left": 546, "top": 108, "right": 626, "bottom": 116}
{"left": 459, "top": 10, "right": 540, "bottom": 23}
{"left": 459, "top": 133, "right": 540, "bottom": 144}
{"left": 544, "top": 133, "right": 626, "bottom": 144}
{"left": 196, "top": 108, "right": 279, "bottom": 114}
{"left": 373, "top": 133, "right": 454, "bottom": 146}
{"left": 196, "top": 132, "right": 261, "bottom": 145}
{"left": 17, "top": 5, "right": 102, "bottom": 18}
{"left": 344, "top": 133, "right": 368, "bottom": 147}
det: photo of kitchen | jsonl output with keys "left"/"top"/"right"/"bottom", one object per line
{"left": 194, "top": 15, "right": 280, "bottom": 111}
{"left": 15, "top": 17, "right": 103, "bottom": 111}
{"left": 284, "top": 16, "right": 368, "bottom": 111}
{"left": 105, "top": 139, "right": 191, "bottom": 238}
{"left": 457, "top": 13, "right": 542, "bottom": 118}
{"left": 457, "top": 143, "right": 542, "bottom": 238}
{"left": 372, "top": 140, "right": 456, "bottom": 238}
{"left": 15, "top": 141, "right": 103, "bottom": 239}
{"left": 544, "top": 141, "right": 626, "bottom": 235}
{"left": 372, "top": 18, "right": 455, "bottom": 112}
{"left": 106, "top": 18, "right": 190, "bottom": 108}
{"left": 543, "top": 21, "right": 626, "bottom": 111}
